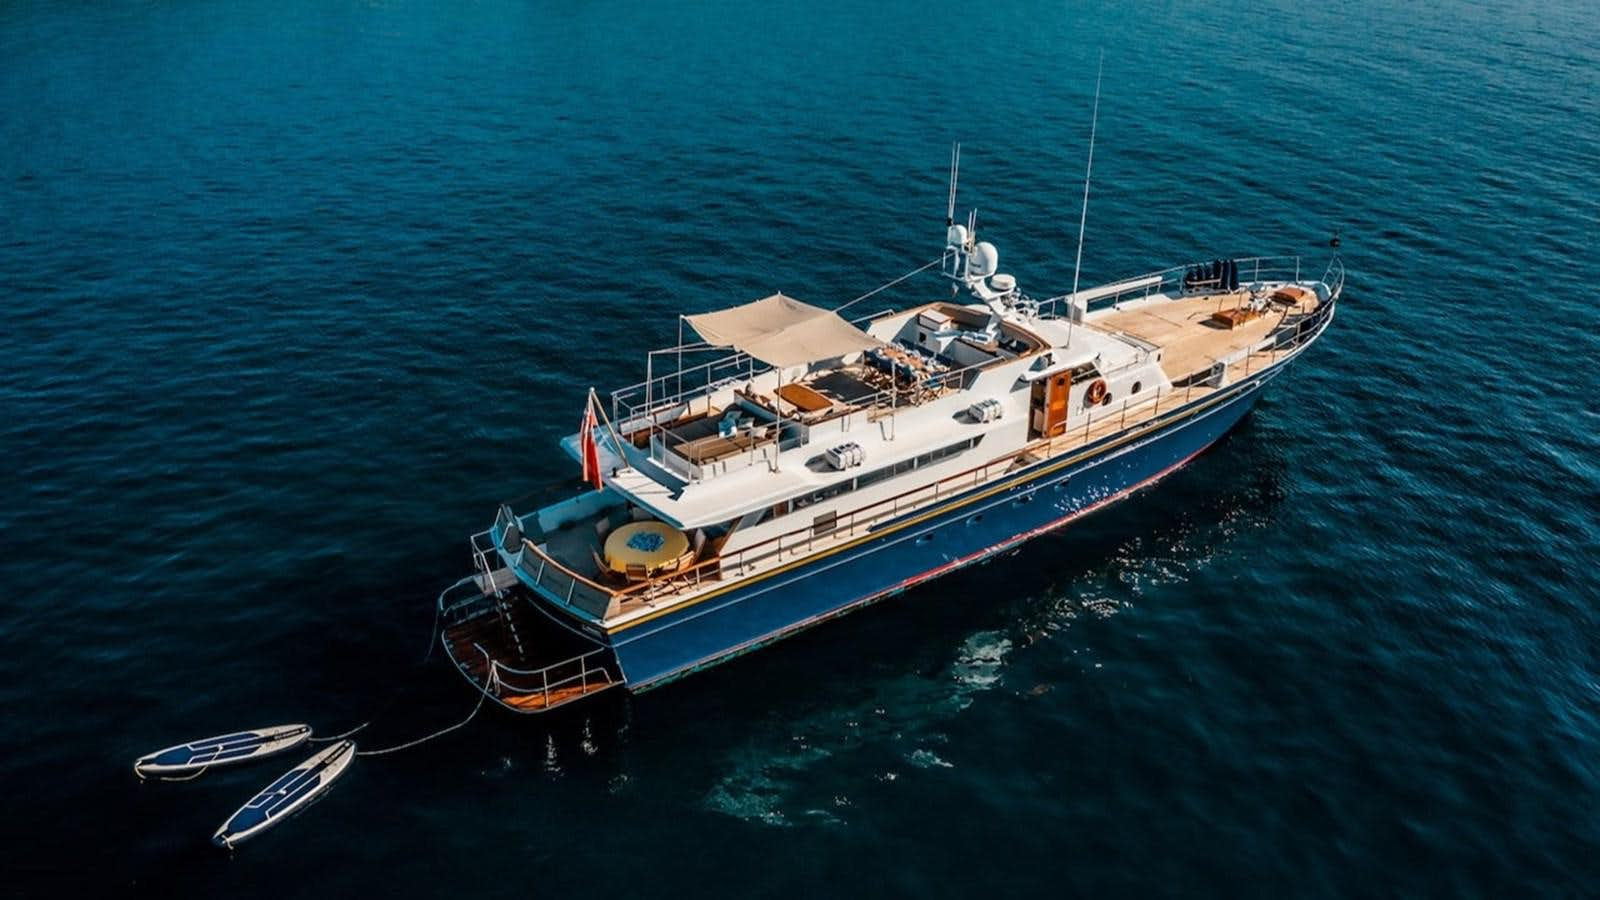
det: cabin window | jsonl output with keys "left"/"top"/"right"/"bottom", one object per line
{"left": 1131, "top": 381, "right": 1142, "bottom": 394}
{"left": 770, "top": 436, "right": 986, "bottom": 521}
{"left": 794, "top": 479, "right": 851, "bottom": 510}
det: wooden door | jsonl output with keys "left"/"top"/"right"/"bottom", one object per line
{"left": 1029, "top": 380, "right": 1048, "bottom": 438}
{"left": 1044, "top": 372, "right": 1070, "bottom": 437}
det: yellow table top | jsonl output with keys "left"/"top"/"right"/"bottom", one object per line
{"left": 604, "top": 521, "right": 691, "bottom": 577}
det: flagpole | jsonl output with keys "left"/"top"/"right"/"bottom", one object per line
{"left": 580, "top": 388, "right": 608, "bottom": 491}
{"left": 590, "top": 386, "right": 626, "bottom": 469}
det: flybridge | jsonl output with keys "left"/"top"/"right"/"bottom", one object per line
{"left": 575, "top": 166, "right": 1185, "bottom": 534}
{"left": 589, "top": 291, "right": 1053, "bottom": 530}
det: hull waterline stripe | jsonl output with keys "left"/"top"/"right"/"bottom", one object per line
{"left": 629, "top": 435, "right": 1218, "bottom": 691}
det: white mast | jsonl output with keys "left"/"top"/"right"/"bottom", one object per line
{"left": 946, "top": 141, "right": 961, "bottom": 226}
{"left": 1068, "top": 53, "right": 1105, "bottom": 341}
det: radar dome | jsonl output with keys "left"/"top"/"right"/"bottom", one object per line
{"left": 989, "top": 273, "right": 1016, "bottom": 294}
{"left": 946, "top": 224, "right": 969, "bottom": 249}
{"left": 969, "top": 241, "right": 999, "bottom": 278}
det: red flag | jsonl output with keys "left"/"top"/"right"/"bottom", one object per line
{"left": 579, "top": 392, "right": 603, "bottom": 491}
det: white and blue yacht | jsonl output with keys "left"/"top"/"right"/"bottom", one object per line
{"left": 438, "top": 183, "right": 1342, "bottom": 712}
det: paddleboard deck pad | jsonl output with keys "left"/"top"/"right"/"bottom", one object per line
{"left": 133, "top": 724, "right": 311, "bottom": 779}
{"left": 213, "top": 739, "right": 356, "bottom": 848}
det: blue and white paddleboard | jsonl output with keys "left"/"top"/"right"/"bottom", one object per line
{"left": 212, "top": 740, "right": 356, "bottom": 849}
{"left": 133, "top": 724, "right": 311, "bottom": 779}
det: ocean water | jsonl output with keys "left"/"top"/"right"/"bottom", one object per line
{"left": 3, "top": 0, "right": 1599, "bottom": 895}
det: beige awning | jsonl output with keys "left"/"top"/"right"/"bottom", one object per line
{"left": 683, "top": 293, "right": 885, "bottom": 368}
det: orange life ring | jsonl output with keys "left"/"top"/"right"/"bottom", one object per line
{"left": 1086, "top": 379, "right": 1108, "bottom": 406}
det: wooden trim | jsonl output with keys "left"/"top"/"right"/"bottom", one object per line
{"left": 607, "top": 373, "right": 1267, "bottom": 633}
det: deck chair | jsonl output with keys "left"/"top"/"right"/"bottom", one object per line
{"left": 692, "top": 529, "right": 707, "bottom": 560}
{"left": 625, "top": 563, "right": 649, "bottom": 582}
{"left": 595, "top": 517, "right": 612, "bottom": 541}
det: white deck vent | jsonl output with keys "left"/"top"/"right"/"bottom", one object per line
{"left": 968, "top": 398, "right": 1004, "bottom": 423}
{"left": 825, "top": 442, "right": 865, "bottom": 470}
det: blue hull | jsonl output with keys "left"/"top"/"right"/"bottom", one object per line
{"left": 597, "top": 369, "right": 1280, "bottom": 690}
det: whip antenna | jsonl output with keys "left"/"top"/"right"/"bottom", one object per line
{"left": 1069, "top": 52, "right": 1105, "bottom": 321}
{"left": 946, "top": 142, "right": 961, "bottom": 226}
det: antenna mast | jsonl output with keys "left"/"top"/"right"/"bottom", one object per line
{"left": 946, "top": 142, "right": 961, "bottom": 226}
{"left": 1069, "top": 53, "right": 1105, "bottom": 328}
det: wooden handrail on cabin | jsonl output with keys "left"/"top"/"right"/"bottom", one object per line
{"left": 524, "top": 389, "right": 1192, "bottom": 608}
{"left": 522, "top": 538, "right": 616, "bottom": 595}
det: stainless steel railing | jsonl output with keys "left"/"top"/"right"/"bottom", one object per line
{"left": 498, "top": 290, "right": 1339, "bottom": 617}
{"left": 1037, "top": 255, "right": 1311, "bottom": 316}
{"left": 484, "top": 645, "right": 616, "bottom": 703}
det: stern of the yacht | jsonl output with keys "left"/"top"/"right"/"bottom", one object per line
{"left": 437, "top": 575, "right": 622, "bottom": 713}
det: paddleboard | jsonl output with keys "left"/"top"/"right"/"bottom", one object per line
{"left": 212, "top": 740, "right": 356, "bottom": 848}
{"left": 133, "top": 724, "right": 311, "bottom": 779}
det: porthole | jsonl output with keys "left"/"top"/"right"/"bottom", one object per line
{"left": 1132, "top": 381, "right": 1142, "bottom": 394}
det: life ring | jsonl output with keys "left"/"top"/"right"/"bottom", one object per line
{"left": 1086, "top": 379, "right": 1108, "bottom": 406}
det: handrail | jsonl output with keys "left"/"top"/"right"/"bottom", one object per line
{"left": 1323, "top": 256, "right": 1346, "bottom": 298}
{"left": 505, "top": 277, "right": 1338, "bottom": 613}
{"left": 1038, "top": 255, "right": 1308, "bottom": 316}
{"left": 487, "top": 643, "right": 611, "bottom": 678}
{"left": 611, "top": 255, "right": 1318, "bottom": 421}
{"left": 514, "top": 373, "right": 1213, "bottom": 604}
{"left": 611, "top": 256, "right": 1324, "bottom": 463}
{"left": 438, "top": 578, "right": 491, "bottom": 622}
{"left": 488, "top": 647, "right": 615, "bottom": 702}
{"left": 633, "top": 291, "right": 1336, "bottom": 591}
{"left": 509, "top": 293, "right": 1337, "bottom": 611}
{"left": 635, "top": 339, "right": 1002, "bottom": 476}
{"left": 521, "top": 537, "right": 614, "bottom": 595}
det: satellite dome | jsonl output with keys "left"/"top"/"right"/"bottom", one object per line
{"left": 969, "top": 241, "right": 999, "bottom": 278}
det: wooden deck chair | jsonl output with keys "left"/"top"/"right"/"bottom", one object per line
{"left": 625, "top": 562, "right": 649, "bottom": 582}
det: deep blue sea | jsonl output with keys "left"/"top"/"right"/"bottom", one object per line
{"left": 4, "top": 0, "right": 1599, "bottom": 896}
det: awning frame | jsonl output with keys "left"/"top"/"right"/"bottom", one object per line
{"left": 681, "top": 292, "right": 886, "bottom": 369}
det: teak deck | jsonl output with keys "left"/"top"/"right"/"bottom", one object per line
{"left": 444, "top": 593, "right": 619, "bottom": 710}
{"left": 1095, "top": 291, "right": 1320, "bottom": 381}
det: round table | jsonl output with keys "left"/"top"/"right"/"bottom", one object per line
{"left": 604, "top": 521, "right": 691, "bottom": 580}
